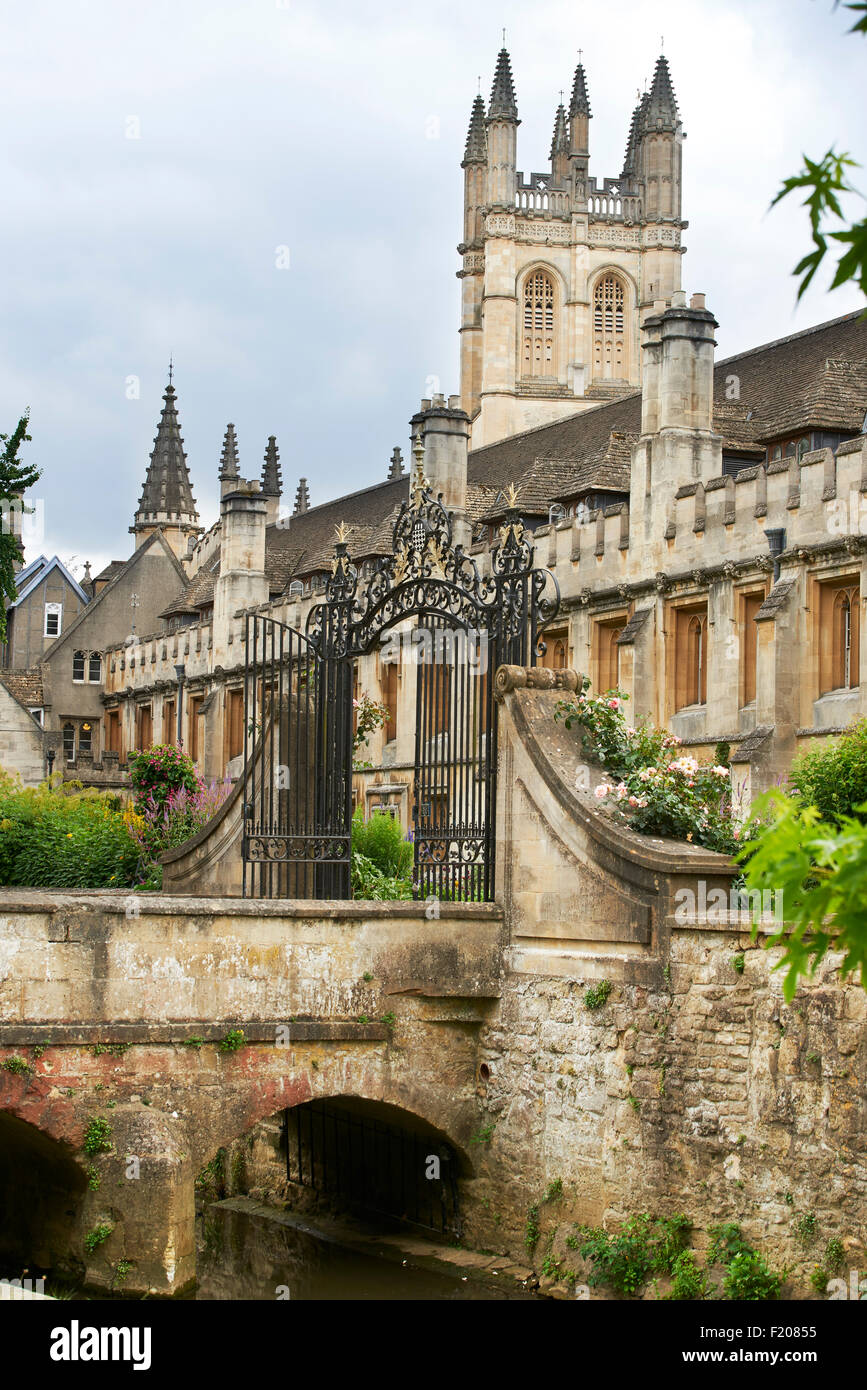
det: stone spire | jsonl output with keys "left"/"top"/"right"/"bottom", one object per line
{"left": 261, "top": 436, "right": 282, "bottom": 497}
{"left": 549, "top": 103, "right": 568, "bottom": 161}
{"left": 218, "top": 423, "right": 240, "bottom": 488}
{"left": 621, "top": 96, "right": 647, "bottom": 181}
{"left": 569, "top": 61, "right": 591, "bottom": 117}
{"left": 487, "top": 47, "right": 518, "bottom": 121}
{"left": 642, "top": 54, "right": 679, "bottom": 131}
{"left": 388, "top": 446, "right": 405, "bottom": 481}
{"left": 463, "top": 94, "right": 487, "bottom": 164}
{"left": 293, "top": 478, "right": 310, "bottom": 515}
{"left": 131, "top": 372, "right": 201, "bottom": 556}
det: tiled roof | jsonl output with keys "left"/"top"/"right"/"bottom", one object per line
{"left": 0, "top": 668, "right": 43, "bottom": 708}
{"left": 152, "top": 312, "right": 867, "bottom": 615}
{"left": 466, "top": 311, "right": 867, "bottom": 503}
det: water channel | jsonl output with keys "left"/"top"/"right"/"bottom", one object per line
{"left": 192, "top": 1202, "right": 538, "bottom": 1301}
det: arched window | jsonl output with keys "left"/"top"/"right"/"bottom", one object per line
{"left": 79, "top": 721, "right": 92, "bottom": 755}
{"left": 62, "top": 723, "right": 75, "bottom": 759}
{"left": 833, "top": 586, "right": 860, "bottom": 690}
{"left": 72, "top": 650, "right": 86, "bottom": 682}
{"left": 88, "top": 652, "right": 102, "bottom": 683}
{"left": 522, "top": 271, "right": 555, "bottom": 378}
{"left": 686, "top": 614, "right": 708, "bottom": 706}
{"left": 593, "top": 274, "right": 627, "bottom": 381}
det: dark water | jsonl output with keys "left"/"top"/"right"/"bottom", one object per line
{"left": 194, "top": 1203, "right": 535, "bottom": 1301}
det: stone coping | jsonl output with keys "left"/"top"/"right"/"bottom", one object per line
{"left": 0, "top": 1020, "right": 390, "bottom": 1045}
{"left": 0, "top": 888, "right": 504, "bottom": 921}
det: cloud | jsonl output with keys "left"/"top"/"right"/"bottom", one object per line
{"left": 1, "top": 0, "right": 864, "bottom": 568}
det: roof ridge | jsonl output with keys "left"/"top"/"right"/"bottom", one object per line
{"left": 714, "top": 311, "right": 865, "bottom": 374}
{"left": 468, "top": 392, "right": 639, "bottom": 460}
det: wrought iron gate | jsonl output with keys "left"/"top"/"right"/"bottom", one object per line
{"left": 243, "top": 458, "right": 558, "bottom": 901}
{"left": 241, "top": 615, "right": 352, "bottom": 899}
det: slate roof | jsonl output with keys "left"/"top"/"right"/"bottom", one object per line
{"left": 467, "top": 310, "right": 867, "bottom": 518}
{"left": 0, "top": 669, "right": 44, "bottom": 708}
{"left": 160, "top": 311, "right": 867, "bottom": 614}
{"left": 92, "top": 560, "right": 128, "bottom": 586}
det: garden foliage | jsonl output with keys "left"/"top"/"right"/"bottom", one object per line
{"left": 555, "top": 678, "right": 737, "bottom": 853}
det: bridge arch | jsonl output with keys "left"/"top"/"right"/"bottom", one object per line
{"left": 0, "top": 1109, "right": 88, "bottom": 1276}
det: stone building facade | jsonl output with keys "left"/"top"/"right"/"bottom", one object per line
{"left": 2, "top": 46, "right": 866, "bottom": 807}
{"left": 460, "top": 50, "right": 685, "bottom": 448}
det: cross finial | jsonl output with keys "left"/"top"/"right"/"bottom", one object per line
{"left": 502, "top": 26, "right": 506, "bottom": 45}
{"left": 477, "top": 74, "right": 481, "bottom": 93}
{"left": 578, "top": 47, "right": 583, "bottom": 62}
{"left": 661, "top": 35, "right": 664, "bottom": 50}
{"left": 168, "top": 355, "right": 173, "bottom": 386}
{"left": 559, "top": 88, "right": 564, "bottom": 104}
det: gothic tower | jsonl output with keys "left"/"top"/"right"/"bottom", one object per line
{"left": 131, "top": 371, "right": 203, "bottom": 556}
{"left": 458, "top": 48, "right": 686, "bottom": 448}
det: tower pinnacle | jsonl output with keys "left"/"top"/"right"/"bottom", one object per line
{"left": 487, "top": 47, "right": 518, "bottom": 122}
{"left": 131, "top": 372, "right": 201, "bottom": 555}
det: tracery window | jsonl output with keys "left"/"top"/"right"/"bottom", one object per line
{"left": 88, "top": 652, "right": 102, "bottom": 683}
{"left": 73, "top": 650, "right": 86, "bottom": 681}
{"left": 593, "top": 274, "right": 626, "bottom": 380}
{"left": 522, "top": 271, "right": 555, "bottom": 377}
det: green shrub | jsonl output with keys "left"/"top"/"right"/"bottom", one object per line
{"left": 576, "top": 1213, "right": 691, "bottom": 1297}
{"left": 217, "top": 1029, "right": 245, "bottom": 1054}
{"left": 127, "top": 744, "right": 199, "bottom": 813}
{"left": 84, "top": 1222, "right": 114, "bottom": 1254}
{"left": 667, "top": 1250, "right": 709, "bottom": 1301}
{"left": 824, "top": 1237, "right": 845, "bottom": 1274}
{"left": 82, "top": 1117, "right": 113, "bottom": 1155}
{"left": 722, "top": 1250, "right": 784, "bottom": 1301}
{"left": 351, "top": 851, "right": 412, "bottom": 901}
{"left": 583, "top": 979, "right": 612, "bottom": 1010}
{"left": 789, "top": 719, "right": 867, "bottom": 824}
{"left": 351, "top": 809, "right": 413, "bottom": 878}
{"left": 0, "top": 777, "right": 139, "bottom": 889}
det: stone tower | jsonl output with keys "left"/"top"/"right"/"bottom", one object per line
{"left": 458, "top": 48, "right": 687, "bottom": 448}
{"left": 131, "top": 372, "right": 202, "bottom": 556}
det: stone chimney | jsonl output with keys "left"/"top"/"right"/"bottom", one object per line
{"left": 212, "top": 480, "right": 268, "bottom": 663}
{"left": 408, "top": 393, "right": 470, "bottom": 549}
{"left": 632, "top": 292, "right": 721, "bottom": 541}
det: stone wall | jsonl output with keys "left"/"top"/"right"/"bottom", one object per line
{"left": 0, "top": 670, "right": 865, "bottom": 1298}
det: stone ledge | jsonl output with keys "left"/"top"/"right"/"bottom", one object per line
{"left": 0, "top": 889, "right": 503, "bottom": 922}
{"left": 0, "top": 1020, "right": 390, "bottom": 1045}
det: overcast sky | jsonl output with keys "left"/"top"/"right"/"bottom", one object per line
{"left": 2, "top": 0, "right": 865, "bottom": 578}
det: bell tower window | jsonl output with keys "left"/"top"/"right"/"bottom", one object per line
{"left": 593, "top": 274, "right": 627, "bottom": 381}
{"left": 522, "top": 271, "right": 556, "bottom": 378}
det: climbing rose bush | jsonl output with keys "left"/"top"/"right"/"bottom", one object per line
{"left": 555, "top": 678, "right": 737, "bottom": 854}
{"left": 127, "top": 743, "right": 200, "bottom": 812}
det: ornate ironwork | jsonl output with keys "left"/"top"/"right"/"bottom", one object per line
{"left": 308, "top": 468, "right": 559, "bottom": 664}
{"left": 245, "top": 460, "right": 559, "bottom": 903}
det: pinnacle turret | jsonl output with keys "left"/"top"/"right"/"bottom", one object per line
{"left": 487, "top": 48, "right": 518, "bottom": 121}
{"left": 261, "top": 435, "right": 282, "bottom": 498}
{"left": 549, "top": 103, "right": 568, "bottom": 161}
{"left": 293, "top": 478, "right": 310, "bottom": 516}
{"left": 132, "top": 373, "right": 200, "bottom": 548}
{"left": 621, "top": 95, "right": 647, "bottom": 180}
{"left": 642, "top": 55, "right": 679, "bottom": 131}
{"left": 218, "top": 423, "right": 240, "bottom": 483}
{"left": 463, "top": 94, "right": 487, "bottom": 164}
{"left": 388, "top": 447, "right": 405, "bottom": 481}
{"left": 569, "top": 62, "right": 591, "bottom": 117}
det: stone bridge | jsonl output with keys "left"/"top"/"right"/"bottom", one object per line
{"left": 1, "top": 671, "right": 865, "bottom": 1297}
